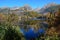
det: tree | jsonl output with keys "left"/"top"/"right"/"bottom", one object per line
{"left": 0, "top": 13, "right": 23, "bottom": 40}
{"left": 0, "top": 14, "right": 7, "bottom": 40}
{"left": 54, "top": 8, "right": 60, "bottom": 36}
{"left": 54, "top": 8, "right": 60, "bottom": 26}
{"left": 28, "top": 11, "right": 39, "bottom": 17}
{"left": 7, "top": 13, "right": 19, "bottom": 26}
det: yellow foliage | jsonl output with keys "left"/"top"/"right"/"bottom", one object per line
{"left": 29, "top": 11, "right": 38, "bottom": 17}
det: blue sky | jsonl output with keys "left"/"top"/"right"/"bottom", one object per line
{"left": 0, "top": 0, "right": 60, "bottom": 8}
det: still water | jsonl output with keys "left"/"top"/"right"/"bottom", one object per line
{"left": 20, "top": 22, "right": 48, "bottom": 39}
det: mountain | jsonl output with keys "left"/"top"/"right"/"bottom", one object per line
{"left": 0, "top": 4, "right": 32, "bottom": 15}
{"left": 33, "top": 7, "right": 41, "bottom": 13}
{"left": 0, "top": 3, "right": 60, "bottom": 15}
{"left": 39, "top": 3, "right": 60, "bottom": 14}
{"left": 10, "top": 4, "right": 32, "bottom": 16}
{"left": 0, "top": 7, "right": 10, "bottom": 14}
{"left": 23, "top": 4, "right": 32, "bottom": 11}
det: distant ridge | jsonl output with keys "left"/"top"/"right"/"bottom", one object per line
{"left": 39, "top": 3, "right": 60, "bottom": 14}
{"left": 0, "top": 3, "right": 60, "bottom": 15}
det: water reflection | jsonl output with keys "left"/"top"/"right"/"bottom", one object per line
{"left": 20, "top": 22, "right": 48, "bottom": 39}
